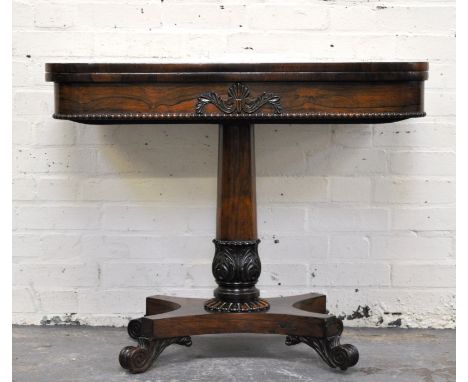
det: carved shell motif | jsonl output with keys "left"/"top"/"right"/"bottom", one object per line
{"left": 196, "top": 83, "right": 282, "bottom": 115}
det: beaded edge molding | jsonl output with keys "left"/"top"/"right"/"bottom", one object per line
{"left": 53, "top": 111, "right": 426, "bottom": 121}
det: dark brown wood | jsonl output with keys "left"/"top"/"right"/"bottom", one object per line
{"left": 217, "top": 122, "right": 257, "bottom": 240}
{"left": 46, "top": 62, "right": 428, "bottom": 124}
{"left": 45, "top": 61, "right": 429, "bottom": 375}
{"left": 143, "top": 294, "right": 335, "bottom": 338}
{"left": 207, "top": 122, "right": 267, "bottom": 311}
{"left": 119, "top": 335, "right": 192, "bottom": 374}
{"left": 45, "top": 62, "right": 428, "bottom": 81}
{"left": 119, "top": 294, "right": 358, "bottom": 373}
{"left": 206, "top": 239, "right": 268, "bottom": 312}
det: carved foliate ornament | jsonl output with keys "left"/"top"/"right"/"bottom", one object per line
{"left": 196, "top": 83, "right": 282, "bottom": 115}
{"left": 212, "top": 239, "right": 261, "bottom": 283}
{"left": 204, "top": 239, "right": 270, "bottom": 312}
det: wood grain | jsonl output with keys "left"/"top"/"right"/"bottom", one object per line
{"left": 46, "top": 62, "right": 428, "bottom": 124}
{"left": 216, "top": 122, "right": 257, "bottom": 240}
{"left": 142, "top": 293, "right": 336, "bottom": 338}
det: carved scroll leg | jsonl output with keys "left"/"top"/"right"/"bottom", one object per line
{"left": 285, "top": 322, "right": 359, "bottom": 371}
{"left": 119, "top": 336, "right": 192, "bottom": 374}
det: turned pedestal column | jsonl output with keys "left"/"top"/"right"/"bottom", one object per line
{"left": 204, "top": 122, "right": 269, "bottom": 312}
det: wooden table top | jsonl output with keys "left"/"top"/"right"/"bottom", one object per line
{"left": 46, "top": 62, "right": 428, "bottom": 124}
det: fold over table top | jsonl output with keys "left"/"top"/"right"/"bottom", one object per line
{"left": 46, "top": 62, "right": 428, "bottom": 124}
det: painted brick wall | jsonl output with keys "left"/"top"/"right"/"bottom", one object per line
{"left": 12, "top": 0, "right": 456, "bottom": 328}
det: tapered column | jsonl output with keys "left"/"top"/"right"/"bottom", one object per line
{"left": 204, "top": 122, "right": 269, "bottom": 312}
{"left": 216, "top": 121, "right": 257, "bottom": 240}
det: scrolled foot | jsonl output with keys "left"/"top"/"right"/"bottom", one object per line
{"left": 127, "top": 318, "right": 143, "bottom": 340}
{"left": 119, "top": 336, "right": 192, "bottom": 374}
{"left": 119, "top": 343, "right": 152, "bottom": 373}
{"left": 330, "top": 343, "right": 359, "bottom": 370}
{"left": 285, "top": 321, "right": 359, "bottom": 371}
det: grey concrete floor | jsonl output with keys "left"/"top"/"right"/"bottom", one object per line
{"left": 13, "top": 326, "right": 455, "bottom": 382}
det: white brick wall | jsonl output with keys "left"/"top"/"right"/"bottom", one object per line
{"left": 12, "top": 0, "right": 455, "bottom": 328}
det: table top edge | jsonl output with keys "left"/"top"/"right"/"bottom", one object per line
{"left": 45, "top": 62, "right": 429, "bottom": 74}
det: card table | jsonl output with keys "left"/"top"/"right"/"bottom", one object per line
{"left": 46, "top": 62, "right": 428, "bottom": 373}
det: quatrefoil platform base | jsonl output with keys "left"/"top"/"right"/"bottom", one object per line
{"left": 120, "top": 293, "right": 359, "bottom": 373}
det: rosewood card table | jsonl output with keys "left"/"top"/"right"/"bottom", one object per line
{"left": 46, "top": 62, "right": 428, "bottom": 374}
